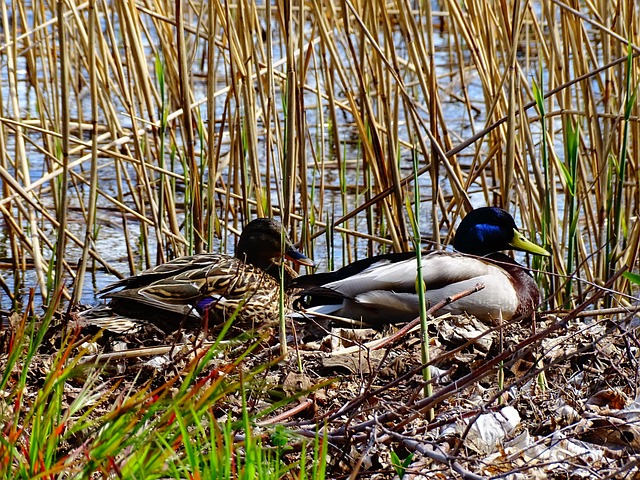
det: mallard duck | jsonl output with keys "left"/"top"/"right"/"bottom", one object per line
{"left": 290, "top": 207, "right": 550, "bottom": 324}
{"left": 77, "top": 218, "right": 314, "bottom": 332}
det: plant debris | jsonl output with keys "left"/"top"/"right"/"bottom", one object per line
{"left": 5, "top": 299, "right": 639, "bottom": 478}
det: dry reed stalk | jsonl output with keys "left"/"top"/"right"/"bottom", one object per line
{"left": 54, "top": 0, "right": 70, "bottom": 301}
{"left": 0, "top": 0, "right": 47, "bottom": 298}
{"left": 73, "top": 0, "right": 100, "bottom": 303}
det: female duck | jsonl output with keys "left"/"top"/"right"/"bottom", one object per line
{"left": 79, "top": 218, "right": 314, "bottom": 332}
{"left": 291, "top": 207, "right": 549, "bottom": 324}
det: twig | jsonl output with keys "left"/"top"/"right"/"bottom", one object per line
{"left": 78, "top": 341, "right": 219, "bottom": 364}
{"left": 256, "top": 399, "right": 314, "bottom": 426}
{"left": 382, "top": 428, "right": 486, "bottom": 480}
{"left": 371, "top": 283, "right": 485, "bottom": 351}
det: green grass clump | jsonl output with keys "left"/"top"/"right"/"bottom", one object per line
{"left": 0, "top": 306, "right": 326, "bottom": 479}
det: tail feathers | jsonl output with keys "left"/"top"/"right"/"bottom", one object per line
{"left": 287, "top": 303, "right": 343, "bottom": 320}
{"left": 292, "top": 286, "right": 345, "bottom": 310}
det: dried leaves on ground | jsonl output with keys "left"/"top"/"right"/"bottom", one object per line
{"left": 3, "top": 306, "right": 640, "bottom": 479}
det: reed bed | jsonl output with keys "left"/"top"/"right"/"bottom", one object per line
{"left": 0, "top": 0, "right": 636, "bottom": 310}
{"left": 0, "top": 0, "right": 638, "bottom": 314}
{"left": 1, "top": 0, "right": 640, "bottom": 476}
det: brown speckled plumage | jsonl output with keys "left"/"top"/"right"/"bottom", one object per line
{"left": 76, "top": 219, "right": 313, "bottom": 333}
